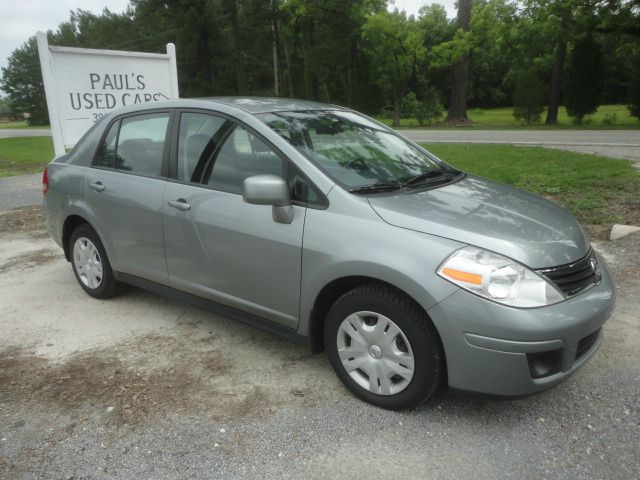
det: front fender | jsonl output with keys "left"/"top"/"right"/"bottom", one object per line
{"left": 298, "top": 201, "right": 462, "bottom": 337}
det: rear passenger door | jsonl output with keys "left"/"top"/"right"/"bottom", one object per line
{"left": 86, "top": 110, "right": 171, "bottom": 284}
{"left": 162, "top": 111, "right": 305, "bottom": 329}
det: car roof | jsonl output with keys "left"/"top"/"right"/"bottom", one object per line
{"left": 197, "top": 97, "right": 346, "bottom": 114}
{"left": 111, "top": 97, "right": 347, "bottom": 116}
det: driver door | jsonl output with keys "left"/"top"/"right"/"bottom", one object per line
{"left": 162, "top": 111, "right": 305, "bottom": 328}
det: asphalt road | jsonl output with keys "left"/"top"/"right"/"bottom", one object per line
{"left": 401, "top": 129, "right": 640, "bottom": 163}
{"left": 0, "top": 209, "right": 639, "bottom": 479}
{"left": 4, "top": 126, "right": 640, "bottom": 146}
{"left": 401, "top": 129, "right": 640, "bottom": 145}
{"left": 0, "top": 129, "right": 51, "bottom": 139}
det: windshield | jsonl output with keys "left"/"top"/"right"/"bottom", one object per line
{"left": 258, "top": 110, "right": 458, "bottom": 191}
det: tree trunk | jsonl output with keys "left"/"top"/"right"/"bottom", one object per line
{"left": 284, "top": 42, "right": 294, "bottom": 97}
{"left": 545, "top": 39, "right": 567, "bottom": 125}
{"left": 225, "top": 0, "right": 246, "bottom": 95}
{"left": 392, "top": 91, "right": 401, "bottom": 127}
{"left": 347, "top": 37, "right": 356, "bottom": 106}
{"left": 304, "top": 18, "right": 320, "bottom": 100}
{"left": 446, "top": 0, "right": 472, "bottom": 123}
{"left": 271, "top": 0, "right": 280, "bottom": 96}
{"left": 198, "top": 32, "right": 214, "bottom": 93}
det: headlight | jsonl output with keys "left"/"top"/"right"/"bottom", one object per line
{"left": 437, "top": 246, "right": 566, "bottom": 307}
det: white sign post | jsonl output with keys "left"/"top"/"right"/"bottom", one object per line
{"left": 36, "top": 32, "right": 179, "bottom": 156}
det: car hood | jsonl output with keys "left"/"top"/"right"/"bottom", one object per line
{"left": 368, "top": 175, "right": 589, "bottom": 269}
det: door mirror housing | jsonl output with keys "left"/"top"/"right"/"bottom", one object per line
{"left": 243, "top": 175, "right": 293, "bottom": 224}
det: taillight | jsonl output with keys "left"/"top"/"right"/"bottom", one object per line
{"left": 42, "top": 166, "right": 49, "bottom": 194}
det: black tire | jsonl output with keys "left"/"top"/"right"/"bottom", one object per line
{"left": 324, "top": 283, "right": 443, "bottom": 410}
{"left": 69, "top": 223, "right": 122, "bottom": 299}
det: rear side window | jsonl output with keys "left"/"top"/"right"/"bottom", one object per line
{"left": 116, "top": 113, "right": 170, "bottom": 176}
{"left": 93, "top": 112, "right": 170, "bottom": 177}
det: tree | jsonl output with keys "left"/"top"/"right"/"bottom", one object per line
{"left": 0, "top": 37, "right": 48, "bottom": 125}
{"left": 361, "top": 10, "right": 425, "bottom": 127}
{"left": 280, "top": 0, "right": 385, "bottom": 108}
{"left": 132, "top": 0, "right": 223, "bottom": 96}
{"left": 446, "top": 0, "right": 472, "bottom": 123}
{"left": 466, "top": 0, "right": 519, "bottom": 107}
{"left": 563, "top": 35, "right": 604, "bottom": 123}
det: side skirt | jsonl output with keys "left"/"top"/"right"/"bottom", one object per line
{"left": 114, "top": 272, "right": 311, "bottom": 348}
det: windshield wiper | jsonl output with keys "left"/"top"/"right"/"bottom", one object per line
{"left": 349, "top": 169, "right": 461, "bottom": 195}
{"left": 349, "top": 181, "right": 402, "bottom": 194}
{"left": 401, "top": 169, "right": 459, "bottom": 188}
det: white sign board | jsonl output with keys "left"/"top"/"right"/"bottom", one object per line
{"left": 36, "top": 32, "right": 179, "bottom": 155}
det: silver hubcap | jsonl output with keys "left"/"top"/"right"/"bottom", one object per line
{"left": 73, "top": 236, "right": 103, "bottom": 289}
{"left": 337, "top": 311, "right": 415, "bottom": 395}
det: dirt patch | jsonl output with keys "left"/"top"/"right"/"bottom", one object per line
{"left": 543, "top": 193, "right": 640, "bottom": 242}
{"left": 0, "top": 248, "right": 58, "bottom": 273}
{"left": 0, "top": 329, "right": 340, "bottom": 426}
{"left": 0, "top": 338, "right": 227, "bottom": 426}
{"left": 0, "top": 206, "right": 44, "bottom": 233}
{"left": 584, "top": 195, "right": 640, "bottom": 241}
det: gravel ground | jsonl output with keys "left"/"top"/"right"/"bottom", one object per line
{"left": 0, "top": 208, "right": 638, "bottom": 479}
{"left": 0, "top": 174, "right": 42, "bottom": 212}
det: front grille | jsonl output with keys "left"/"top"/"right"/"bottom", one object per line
{"left": 575, "top": 328, "right": 601, "bottom": 361}
{"left": 536, "top": 250, "right": 599, "bottom": 297}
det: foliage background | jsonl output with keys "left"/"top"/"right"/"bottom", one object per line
{"left": 1, "top": 0, "right": 639, "bottom": 126}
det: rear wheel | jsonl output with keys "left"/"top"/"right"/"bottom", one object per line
{"left": 324, "top": 283, "right": 443, "bottom": 410}
{"left": 69, "top": 224, "right": 122, "bottom": 299}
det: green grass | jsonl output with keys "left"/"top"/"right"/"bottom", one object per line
{"left": 0, "top": 137, "right": 54, "bottom": 177}
{"left": 423, "top": 143, "right": 640, "bottom": 231}
{"left": 378, "top": 104, "right": 639, "bottom": 129}
{"left": 0, "top": 121, "right": 47, "bottom": 129}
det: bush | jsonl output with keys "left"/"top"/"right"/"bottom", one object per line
{"left": 401, "top": 89, "right": 443, "bottom": 126}
{"left": 602, "top": 112, "right": 617, "bottom": 125}
{"left": 512, "top": 67, "right": 546, "bottom": 125}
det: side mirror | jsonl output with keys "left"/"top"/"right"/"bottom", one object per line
{"left": 243, "top": 175, "right": 294, "bottom": 224}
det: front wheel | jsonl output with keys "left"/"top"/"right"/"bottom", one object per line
{"left": 69, "top": 224, "right": 122, "bottom": 299}
{"left": 324, "top": 283, "right": 443, "bottom": 410}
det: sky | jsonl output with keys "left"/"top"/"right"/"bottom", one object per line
{"left": 0, "top": 0, "right": 457, "bottom": 73}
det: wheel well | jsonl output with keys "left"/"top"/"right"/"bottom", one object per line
{"left": 309, "top": 276, "right": 448, "bottom": 387}
{"left": 62, "top": 215, "right": 89, "bottom": 261}
{"left": 309, "top": 276, "right": 403, "bottom": 353}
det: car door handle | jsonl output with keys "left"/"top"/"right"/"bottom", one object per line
{"left": 168, "top": 198, "right": 191, "bottom": 211}
{"left": 89, "top": 181, "right": 105, "bottom": 192}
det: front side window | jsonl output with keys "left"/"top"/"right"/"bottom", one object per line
{"left": 258, "top": 110, "right": 460, "bottom": 193}
{"left": 207, "top": 126, "right": 282, "bottom": 193}
{"left": 177, "top": 112, "right": 227, "bottom": 183}
{"left": 113, "top": 113, "right": 170, "bottom": 176}
{"left": 176, "top": 113, "right": 283, "bottom": 194}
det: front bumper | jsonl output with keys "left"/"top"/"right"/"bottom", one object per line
{"left": 428, "top": 253, "right": 616, "bottom": 397}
